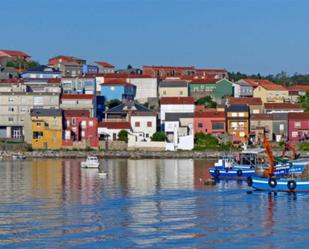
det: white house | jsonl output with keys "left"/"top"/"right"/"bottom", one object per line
{"left": 130, "top": 112, "right": 157, "bottom": 142}
{"left": 127, "top": 76, "right": 158, "bottom": 103}
{"left": 97, "top": 121, "right": 131, "bottom": 141}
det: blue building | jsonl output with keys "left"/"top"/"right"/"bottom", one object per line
{"left": 82, "top": 64, "right": 99, "bottom": 75}
{"left": 21, "top": 65, "right": 61, "bottom": 79}
{"left": 101, "top": 80, "right": 136, "bottom": 101}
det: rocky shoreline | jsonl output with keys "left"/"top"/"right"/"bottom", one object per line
{"left": 1, "top": 150, "right": 309, "bottom": 159}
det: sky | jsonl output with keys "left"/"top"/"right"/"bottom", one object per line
{"left": 1, "top": 0, "right": 309, "bottom": 75}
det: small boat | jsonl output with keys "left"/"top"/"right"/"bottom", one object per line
{"left": 81, "top": 156, "right": 100, "bottom": 168}
{"left": 98, "top": 171, "right": 108, "bottom": 177}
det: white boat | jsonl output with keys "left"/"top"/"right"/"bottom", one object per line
{"left": 81, "top": 156, "right": 100, "bottom": 168}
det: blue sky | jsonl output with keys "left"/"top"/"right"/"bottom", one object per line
{"left": 1, "top": 0, "right": 309, "bottom": 74}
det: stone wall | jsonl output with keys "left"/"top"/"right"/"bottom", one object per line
{"left": 99, "top": 141, "right": 127, "bottom": 151}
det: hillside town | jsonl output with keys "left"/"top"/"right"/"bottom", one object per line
{"left": 0, "top": 49, "right": 308, "bottom": 151}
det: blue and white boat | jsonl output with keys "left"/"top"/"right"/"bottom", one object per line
{"left": 247, "top": 176, "right": 309, "bottom": 192}
{"left": 209, "top": 167, "right": 255, "bottom": 179}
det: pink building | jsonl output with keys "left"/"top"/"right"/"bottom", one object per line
{"left": 288, "top": 112, "right": 309, "bottom": 142}
{"left": 62, "top": 110, "right": 99, "bottom": 148}
{"left": 194, "top": 111, "right": 226, "bottom": 135}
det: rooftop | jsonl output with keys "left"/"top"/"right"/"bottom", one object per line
{"left": 251, "top": 114, "right": 274, "bottom": 120}
{"left": 94, "top": 61, "right": 114, "bottom": 68}
{"left": 264, "top": 102, "right": 302, "bottom": 109}
{"left": 0, "top": 49, "right": 30, "bottom": 58}
{"left": 98, "top": 121, "right": 131, "bottom": 129}
{"left": 194, "top": 111, "right": 225, "bottom": 118}
{"left": 227, "top": 97, "right": 262, "bottom": 106}
{"left": 61, "top": 94, "right": 94, "bottom": 100}
{"left": 159, "top": 80, "right": 188, "bottom": 88}
{"left": 160, "top": 97, "right": 195, "bottom": 105}
{"left": 31, "top": 108, "right": 62, "bottom": 117}
{"left": 63, "top": 110, "right": 90, "bottom": 117}
{"left": 287, "top": 84, "right": 309, "bottom": 91}
{"left": 288, "top": 112, "right": 309, "bottom": 119}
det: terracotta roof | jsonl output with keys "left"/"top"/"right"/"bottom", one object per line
{"left": 160, "top": 97, "right": 195, "bottom": 105}
{"left": 190, "top": 78, "right": 218, "bottom": 84}
{"left": 98, "top": 121, "right": 131, "bottom": 129}
{"left": 61, "top": 94, "right": 94, "bottom": 100}
{"left": 287, "top": 85, "right": 309, "bottom": 91}
{"left": 289, "top": 112, "right": 309, "bottom": 119}
{"left": 143, "top": 65, "right": 195, "bottom": 70}
{"left": 95, "top": 61, "right": 114, "bottom": 68}
{"left": 131, "top": 111, "right": 157, "bottom": 116}
{"left": 103, "top": 73, "right": 155, "bottom": 79}
{"left": 63, "top": 110, "right": 90, "bottom": 117}
{"left": 228, "top": 97, "right": 262, "bottom": 106}
{"left": 264, "top": 102, "right": 302, "bottom": 109}
{"left": 259, "top": 82, "right": 287, "bottom": 91}
{"left": 196, "top": 69, "right": 227, "bottom": 73}
{"left": 47, "top": 78, "right": 61, "bottom": 84}
{"left": 0, "top": 79, "right": 24, "bottom": 84}
{"left": 194, "top": 111, "right": 225, "bottom": 118}
{"left": 251, "top": 114, "right": 274, "bottom": 120}
{"left": 0, "top": 49, "right": 30, "bottom": 58}
{"left": 243, "top": 79, "right": 274, "bottom": 87}
{"left": 102, "top": 79, "right": 135, "bottom": 86}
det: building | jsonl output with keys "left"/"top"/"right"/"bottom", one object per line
{"left": 264, "top": 102, "right": 303, "bottom": 114}
{"left": 250, "top": 114, "right": 274, "bottom": 142}
{"left": 160, "top": 97, "right": 195, "bottom": 124}
{"left": 253, "top": 81, "right": 288, "bottom": 103}
{"left": 0, "top": 89, "right": 60, "bottom": 139}
{"left": 288, "top": 112, "right": 309, "bottom": 142}
{"left": 97, "top": 121, "right": 131, "bottom": 141}
{"left": 194, "top": 111, "right": 226, "bottom": 135}
{"left": 61, "top": 75, "right": 97, "bottom": 94}
{"left": 20, "top": 65, "right": 61, "bottom": 79}
{"left": 159, "top": 79, "right": 189, "bottom": 97}
{"left": 287, "top": 85, "right": 309, "bottom": 102}
{"left": 226, "top": 104, "right": 250, "bottom": 142}
{"left": 213, "top": 79, "right": 234, "bottom": 103}
{"left": 227, "top": 97, "right": 263, "bottom": 114}
{"left": 23, "top": 78, "right": 61, "bottom": 93}
{"left": 92, "top": 61, "right": 115, "bottom": 74}
{"left": 233, "top": 80, "right": 253, "bottom": 97}
{"left": 101, "top": 80, "right": 136, "bottom": 101}
{"left": 0, "top": 49, "right": 31, "bottom": 67}
{"left": 60, "top": 94, "right": 97, "bottom": 118}
{"left": 189, "top": 78, "right": 217, "bottom": 100}
{"left": 82, "top": 65, "right": 99, "bottom": 75}
{"left": 48, "top": 55, "right": 86, "bottom": 76}
{"left": 25, "top": 109, "right": 62, "bottom": 149}
{"left": 62, "top": 110, "right": 99, "bottom": 148}
{"left": 272, "top": 113, "right": 289, "bottom": 142}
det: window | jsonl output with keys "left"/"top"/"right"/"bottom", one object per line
{"left": 146, "top": 133, "right": 149, "bottom": 138}
{"left": 279, "top": 124, "right": 284, "bottom": 131}
{"left": 180, "top": 91, "right": 183, "bottom": 95}
{"left": 8, "top": 107, "right": 14, "bottom": 112}
{"left": 135, "top": 121, "right": 140, "bottom": 127}
{"left": 295, "top": 122, "right": 301, "bottom": 128}
{"left": 163, "top": 91, "right": 166, "bottom": 95}
{"left": 292, "top": 131, "right": 298, "bottom": 138}
{"left": 231, "top": 112, "right": 237, "bottom": 117}
{"left": 72, "top": 118, "right": 76, "bottom": 125}
{"left": 33, "top": 132, "right": 43, "bottom": 139}
{"left": 20, "top": 107, "right": 27, "bottom": 113}
{"left": 238, "top": 112, "right": 245, "bottom": 117}
{"left": 239, "top": 132, "right": 245, "bottom": 137}
{"left": 89, "top": 121, "right": 93, "bottom": 127}
{"left": 8, "top": 97, "right": 14, "bottom": 102}
{"left": 81, "top": 121, "right": 87, "bottom": 129}
{"left": 36, "top": 122, "right": 41, "bottom": 127}
{"left": 66, "top": 120, "right": 70, "bottom": 127}
{"left": 8, "top": 117, "right": 14, "bottom": 122}
{"left": 198, "top": 123, "right": 203, "bottom": 128}
{"left": 81, "top": 131, "right": 85, "bottom": 138}
{"left": 212, "top": 122, "right": 224, "bottom": 130}
{"left": 147, "top": 121, "right": 152, "bottom": 127}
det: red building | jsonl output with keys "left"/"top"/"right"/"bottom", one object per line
{"left": 62, "top": 110, "right": 99, "bottom": 148}
{"left": 194, "top": 111, "right": 226, "bottom": 135}
{"left": 288, "top": 112, "right": 309, "bottom": 142}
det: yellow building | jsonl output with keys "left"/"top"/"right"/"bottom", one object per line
{"left": 159, "top": 80, "right": 189, "bottom": 97}
{"left": 253, "top": 82, "right": 288, "bottom": 103}
{"left": 30, "top": 109, "right": 62, "bottom": 149}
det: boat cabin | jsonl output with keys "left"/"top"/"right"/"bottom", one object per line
{"left": 237, "top": 148, "right": 266, "bottom": 167}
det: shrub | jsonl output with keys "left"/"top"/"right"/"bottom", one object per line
{"left": 299, "top": 142, "right": 309, "bottom": 151}
{"left": 151, "top": 131, "right": 167, "bottom": 141}
{"left": 118, "top": 130, "right": 128, "bottom": 142}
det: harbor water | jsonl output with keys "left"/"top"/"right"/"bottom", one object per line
{"left": 0, "top": 158, "right": 309, "bottom": 248}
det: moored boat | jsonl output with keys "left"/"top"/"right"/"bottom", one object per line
{"left": 81, "top": 156, "right": 100, "bottom": 168}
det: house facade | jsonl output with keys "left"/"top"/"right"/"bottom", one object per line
{"left": 288, "top": 112, "right": 309, "bottom": 142}
{"left": 233, "top": 81, "right": 253, "bottom": 97}
{"left": 189, "top": 79, "right": 217, "bottom": 100}
{"left": 25, "top": 109, "right": 62, "bottom": 149}
{"left": 62, "top": 110, "right": 99, "bottom": 148}
{"left": 227, "top": 97, "right": 263, "bottom": 114}
{"left": 101, "top": 80, "right": 136, "bottom": 101}
{"left": 97, "top": 121, "right": 131, "bottom": 141}
{"left": 61, "top": 76, "right": 96, "bottom": 94}
{"left": 92, "top": 61, "right": 115, "bottom": 74}
{"left": 250, "top": 114, "right": 274, "bottom": 142}
{"left": 130, "top": 112, "right": 157, "bottom": 142}
{"left": 213, "top": 79, "right": 234, "bottom": 103}
{"left": 272, "top": 113, "right": 289, "bottom": 142}
{"left": 194, "top": 111, "right": 225, "bottom": 135}
{"left": 159, "top": 80, "right": 189, "bottom": 97}
{"left": 264, "top": 103, "right": 303, "bottom": 114}
{"left": 21, "top": 65, "right": 61, "bottom": 79}
{"left": 253, "top": 82, "right": 289, "bottom": 103}
{"left": 226, "top": 104, "right": 250, "bottom": 142}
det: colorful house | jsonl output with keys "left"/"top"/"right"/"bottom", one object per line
{"left": 227, "top": 97, "right": 263, "bottom": 114}
{"left": 213, "top": 79, "right": 234, "bottom": 103}
{"left": 288, "top": 112, "right": 309, "bottom": 142}
{"left": 62, "top": 110, "right": 99, "bottom": 148}
{"left": 189, "top": 78, "right": 217, "bottom": 100}
{"left": 28, "top": 109, "right": 62, "bottom": 149}
{"left": 159, "top": 80, "right": 189, "bottom": 97}
{"left": 253, "top": 81, "right": 288, "bottom": 103}
{"left": 226, "top": 104, "right": 250, "bottom": 142}
{"left": 287, "top": 85, "right": 309, "bottom": 102}
{"left": 101, "top": 80, "right": 136, "bottom": 101}
{"left": 194, "top": 111, "right": 225, "bottom": 135}
{"left": 264, "top": 102, "right": 303, "bottom": 114}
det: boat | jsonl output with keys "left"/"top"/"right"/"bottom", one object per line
{"left": 98, "top": 171, "right": 108, "bottom": 177}
{"left": 248, "top": 136, "right": 309, "bottom": 192}
{"left": 81, "top": 156, "right": 100, "bottom": 168}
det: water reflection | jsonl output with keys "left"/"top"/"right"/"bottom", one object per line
{"left": 0, "top": 159, "right": 309, "bottom": 248}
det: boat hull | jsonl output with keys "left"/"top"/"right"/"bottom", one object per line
{"left": 81, "top": 162, "right": 100, "bottom": 168}
{"left": 209, "top": 168, "right": 255, "bottom": 180}
{"left": 249, "top": 176, "right": 309, "bottom": 192}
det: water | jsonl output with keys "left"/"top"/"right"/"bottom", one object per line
{"left": 0, "top": 159, "right": 309, "bottom": 248}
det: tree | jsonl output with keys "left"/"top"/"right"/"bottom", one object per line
{"left": 118, "top": 130, "right": 128, "bottom": 142}
{"left": 6, "top": 59, "right": 40, "bottom": 70}
{"left": 196, "top": 96, "right": 217, "bottom": 108}
{"left": 107, "top": 99, "right": 122, "bottom": 109}
{"left": 151, "top": 131, "right": 167, "bottom": 141}
{"left": 299, "top": 91, "right": 309, "bottom": 111}
{"left": 127, "top": 64, "right": 133, "bottom": 70}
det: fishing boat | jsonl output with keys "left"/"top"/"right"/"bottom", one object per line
{"left": 248, "top": 137, "right": 309, "bottom": 192}
{"left": 81, "top": 156, "right": 100, "bottom": 168}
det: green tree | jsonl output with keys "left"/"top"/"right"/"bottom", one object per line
{"left": 196, "top": 96, "right": 217, "bottom": 108}
{"left": 299, "top": 91, "right": 309, "bottom": 111}
{"left": 127, "top": 64, "right": 133, "bottom": 69}
{"left": 107, "top": 99, "right": 122, "bottom": 109}
{"left": 118, "top": 130, "right": 128, "bottom": 142}
{"left": 6, "top": 59, "right": 40, "bottom": 70}
{"left": 151, "top": 131, "right": 167, "bottom": 141}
